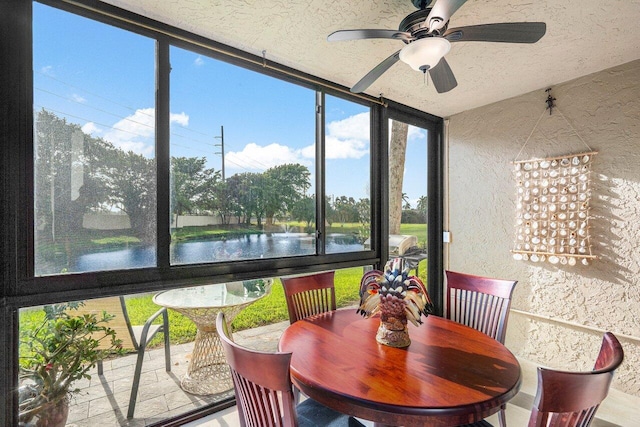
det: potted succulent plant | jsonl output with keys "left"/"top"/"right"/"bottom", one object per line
{"left": 18, "top": 302, "right": 122, "bottom": 427}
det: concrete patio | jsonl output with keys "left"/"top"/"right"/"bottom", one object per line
{"left": 64, "top": 320, "right": 289, "bottom": 427}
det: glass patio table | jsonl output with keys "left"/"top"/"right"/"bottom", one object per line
{"left": 153, "top": 279, "right": 272, "bottom": 395}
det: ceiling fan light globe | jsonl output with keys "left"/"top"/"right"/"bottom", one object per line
{"left": 399, "top": 37, "right": 451, "bottom": 72}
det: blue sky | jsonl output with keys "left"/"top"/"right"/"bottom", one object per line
{"left": 33, "top": 2, "right": 428, "bottom": 206}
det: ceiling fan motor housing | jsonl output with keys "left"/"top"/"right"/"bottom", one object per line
{"left": 399, "top": 8, "right": 448, "bottom": 37}
{"left": 411, "top": 0, "right": 435, "bottom": 9}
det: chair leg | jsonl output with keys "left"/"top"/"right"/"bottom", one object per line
{"left": 127, "top": 347, "right": 146, "bottom": 419}
{"left": 97, "top": 359, "right": 103, "bottom": 376}
{"left": 293, "top": 385, "right": 301, "bottom": 405}
{"left": 498, "top": 404, "right": 507, "bottom": 427}
{"left": 163, "top": 311, "right": 171, "bottom": 372}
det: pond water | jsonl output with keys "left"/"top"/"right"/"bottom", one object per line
{"left": 70, "top": 232, "right": 363, "bottom": 273}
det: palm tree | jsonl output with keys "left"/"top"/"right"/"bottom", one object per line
{"left": 402, "top": 192, "right": 411, "bottom": 210}
{"left": 389, "top": 120, "right": 408, "bottom": 234}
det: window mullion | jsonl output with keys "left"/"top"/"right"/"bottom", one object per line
{"left": 315, "top": 91, "right": 326, "bottom": 255}
{"left": 156, "top": 38, "right": 171, "bottom": 268}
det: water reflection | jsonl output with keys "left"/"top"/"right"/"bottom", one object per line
{"left": 68, "top": 232, "right": 363, "bottom": 273}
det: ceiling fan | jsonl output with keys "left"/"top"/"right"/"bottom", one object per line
{"left": 328, "top": 0, "right": 546, "bottom": 94}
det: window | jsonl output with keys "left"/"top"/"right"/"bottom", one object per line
{"left": 169, "top": 46, "right": 321, "bottom": 264}
{"left": 325, "top": 95, "right": 371, "bottom": 254}
{"left": 388, "top": 118, "right": 429, "bottom": 280}
{"left": 33, "top": 3, "right": 156, "bottom": 275}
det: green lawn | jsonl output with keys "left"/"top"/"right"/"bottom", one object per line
{"left": 19, "top": 267, "right": 365, "bottom": 351}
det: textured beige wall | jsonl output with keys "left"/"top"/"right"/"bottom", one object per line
{"left": 447, "top": 60, "right": 640, "bottom": 397}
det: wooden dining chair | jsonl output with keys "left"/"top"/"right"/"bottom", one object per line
{"left": 72, "top": 296, "right": 171, "bottom": 419}
{"left": 216, "top": 312, "right": 364, "bottom": 427}
{"left": 281, "top": 271, "right": 337, "bottom": 324}
{"left": 463, "top": 332, "right": 624, "bottom": 427}
{"left": 445, "top": 270, "right": 518, "bottom": 344}
{"left": 527, "top": 332, "right": 624, "bottom": 427}
{"left": 445, "top": 270, "right": 517, "bottom": 427}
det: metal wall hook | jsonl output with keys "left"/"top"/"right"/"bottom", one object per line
{"left": 545, "top": 88, "right": 556, "bottom": 115}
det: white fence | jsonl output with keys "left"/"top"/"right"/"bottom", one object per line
{"left": 83, "top": 214, "right": 235, "bottom": 230}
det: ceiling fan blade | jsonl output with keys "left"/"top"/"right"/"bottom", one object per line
{"left": 428, "top": 57, "right": 457, "bottom": 93}
{"left": 444, "top": 22, "right": 547, "bottom": 43}
{"left": 425, "top": 0, "right": 468, "bottom": 32}
{"left": 328, "top": 29, "right": 413, "bottom": 42}
{"left": 351, "top": 50, "right": 401, "bottom": 93}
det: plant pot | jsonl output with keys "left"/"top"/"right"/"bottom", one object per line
{"left": 21, "top": 398, "right": 69, "bottom": 427}
{"left": 376, "top": 316, "right": 411, "bottom": 348}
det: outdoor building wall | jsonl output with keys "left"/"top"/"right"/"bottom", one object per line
{"left": 82, "top": 214, "right": 239, "bottom": 229}
{"left": 447, "top": 59, "right": 640, "bottom": 398}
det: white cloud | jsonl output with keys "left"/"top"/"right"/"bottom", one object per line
{"left": 170, "top": 112, "right": 189, "bottom": 126}
{"left": 325, "top": 112, "right": 370, "bottom": 159}
{"left": 81, "top": 122, "right": 101, "bottom": 135}
{"left": 72, "top": 93, "right": 86, "bottom": 103}
{"left": 194, "top": 56, "right": 204, "bottom": 66}
{"left": 103, "top": 108, "right": 155, "bottom": 155}
{"left": 101, "top": 108, "right": 189, "bottom": 156}
{"left": 408, "top": 125, "right": 427, "bottom": 142}
{"left": 327, "top": 112, "right": 370, "bottom": 141}
{"left": 226, "top": 142, "right": 309, "bottom": 171}
{"left": 41, "top": 65, "right": 54, "bottom": 76}
{"left": 325, "top": 136, "right": 368, "bottom": 159}
{"left": 225, "top": 112, "right": 370, "bottom": 172}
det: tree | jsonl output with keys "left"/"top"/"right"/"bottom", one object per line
{"left": 402, "top": 192, "right": 411, "bottom": 210}
{"left": 389, "top": 120, "right": 409, "bottom": 234}
{"left": 356, "top": 198, "right": 370, "bottom": 226}
{"left": 417, "top": 195, "right": 428, "bottom": 222}
{"left": 248, "top": 173, "right": 267, "bottom": 227}
{"left": 291, "top": 195, "right": 315, "bottom": 230}
{"left": 34, "top": 109, "right": 159, "bottom": 249}
{"left": 35, "top": 110, "right": 107, "bottom": 243}
{"left": 171, "top": 156, "right": 219, "bottom": 227}
{"left": 325, "top": 195, "right": 335, "bottom": 226}
{"left": 225, "top": 172, "right": 266, "bottom": 226}
{"left": 355, "top": 197, "right": 371, "bottom": 243}
{"left": 107, "top": 149, "right": 156, "bottom": 244}
{"left": 202, "top": 175, "right": 228, "bottom": 224}
{"left": 334, "top": 196, "right": 358, "bottom": 223}
{"left": 263, "top": 164, "right": 311, "bottom": 226}
{"left": 34, "top": 110, "right": 115, "bottom": 270}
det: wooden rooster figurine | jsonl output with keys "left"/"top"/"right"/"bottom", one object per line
{"left": 358, "top": 258, "right": 433, "bottom": 347}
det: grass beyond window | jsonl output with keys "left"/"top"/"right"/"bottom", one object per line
{"left": 19, "top": 267, "right": 365, "bottom": 351}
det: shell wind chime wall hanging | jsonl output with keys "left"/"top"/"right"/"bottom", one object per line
{"left": 512, "top": 153, "right": 596, "bottom": 266}
{"left": 512, "top": 89, "right": 596, "bottom": 266}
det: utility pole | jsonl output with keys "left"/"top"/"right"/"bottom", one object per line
{"left": 214, "top": 125, "right": 225, "bottom": 181}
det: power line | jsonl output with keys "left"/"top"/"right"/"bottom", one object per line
{"left": 34, "top": 72, "right": 295, "bottom": 174}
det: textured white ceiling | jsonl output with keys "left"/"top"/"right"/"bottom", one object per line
{"left": 101, "top": 0, "right": 640, "bottom": 118}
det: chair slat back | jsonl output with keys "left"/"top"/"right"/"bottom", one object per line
{"left": 216, "top": 312, "right": 298, "bottom": 427}
{"left": 70, "top": 296, "right": 137, "bottom": 350}
{"left": 528, "top": 332, "right": 624, "bottom": 427}
{"left": 281, "top": 271, "right": 337, "bottom": 324}
{"left": 445, "top": 270, "right": 517, "bottom": 343}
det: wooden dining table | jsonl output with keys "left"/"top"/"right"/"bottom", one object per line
{"left": 279, "top": 308, "right": 521, "bottom": 427}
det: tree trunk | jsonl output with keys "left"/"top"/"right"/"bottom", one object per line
{"left": 389, "top": 120, "right": 408, "bottom": 235}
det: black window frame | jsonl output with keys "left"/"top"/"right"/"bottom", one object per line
{"left": 0, "top": 0, "right": 444, "bottom": 425}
